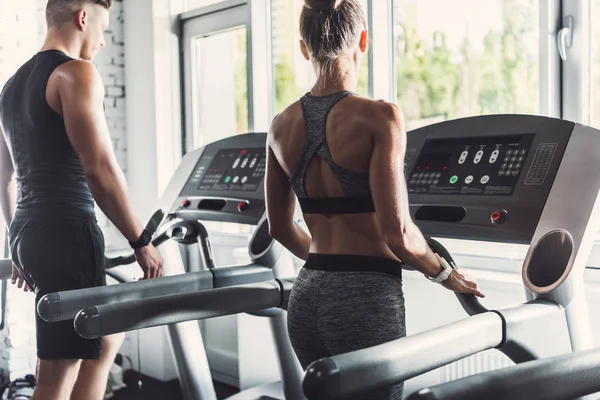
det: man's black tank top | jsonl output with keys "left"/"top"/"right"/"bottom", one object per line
{"left": 0, "top": 50, "right": 95, "bottom": 219}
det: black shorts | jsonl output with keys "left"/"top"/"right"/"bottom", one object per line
{"left": 9, "top": 211, "right": 106, "bottom": 360}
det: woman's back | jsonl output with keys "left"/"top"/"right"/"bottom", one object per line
{"left": 269, "top": 91, "right": 400, "bottom": 260}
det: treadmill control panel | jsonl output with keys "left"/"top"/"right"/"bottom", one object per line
{"left": 404, "top": 115, "right": 576, "bottom": 243}
{"left": 408, "top": 134, "right": 534, "bottom": 196}
{"left": 160, "top": 133, "right": 268, "bottom": 225}
{"left": 197, "top": 148, "right": 266, "bottom": 192}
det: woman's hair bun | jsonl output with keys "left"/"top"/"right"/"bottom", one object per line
{"left": 304, "top": 0, "right": 344, "bottom": 11}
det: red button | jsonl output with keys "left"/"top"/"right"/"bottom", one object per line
{"left": 182, "top": 200, "right": 191, "bottom": 208}
{"left": 491, "top": 211, "right": 501, "bottom": 221}
{"left": 238, "top": 202, "right": 248, "bottom": 212}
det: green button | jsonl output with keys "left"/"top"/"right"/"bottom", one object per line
{"left": 224, "top": 176, "right": 231, "bottom": 183}
{"left": 449, "top": 175, "right": 458, "bottom": 184}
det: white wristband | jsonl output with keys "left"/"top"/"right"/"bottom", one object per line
{"left": 427, "top": 254, "right": 453, "bottom": 283}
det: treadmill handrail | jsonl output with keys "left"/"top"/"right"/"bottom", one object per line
{"left": 407, "top": 348, "right": 600, "bottom": 400}
{"left": 104, "top": 233, "right": 170, "bottom": 269}
{"left": 302, "top": 312, "right": 504, "bottom": 400}
{"left": 74, "top": 278, "right": 295, "bottom": 339}
{"left": 425, "top": 238, "right": 489, "bottom": 316}
{"left": 37, "top": 264, "right": 273, "bottom": 322}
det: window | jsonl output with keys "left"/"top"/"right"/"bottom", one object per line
{"left": 393, "top": 0, "right": 540, "bottom": 131}
{"left": 191, "top": 27, "right": 249, "bottom": 142}
{"left": 271, "top": 0, "right": 371, "bottom": 115}
{"left": 392, "top": 0, "right": 543, "bottom": 266}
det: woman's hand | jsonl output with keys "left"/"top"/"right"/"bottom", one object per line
{"left": 441, "top": 269, "right": 485, "bottom": 298}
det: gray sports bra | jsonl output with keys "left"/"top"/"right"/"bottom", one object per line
{"left": 289, "top": 91, "right": 375, "bottom": 214}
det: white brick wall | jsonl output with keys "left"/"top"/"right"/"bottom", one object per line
{"left": 0, "top": 0, "right": 127, "bottom": 382}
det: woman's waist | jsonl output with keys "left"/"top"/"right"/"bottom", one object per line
{"left": 303, "top": 252, "right": 403, "bottom": 279}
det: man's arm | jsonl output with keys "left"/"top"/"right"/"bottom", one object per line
{"left": 0, "top": 122, "right": 30, "bottom": 291}
{"left": 0, "top": 123, "right": 15, "bottom": 227}
{"left": 56, "top": 60, "right": 162, "bottom": 279}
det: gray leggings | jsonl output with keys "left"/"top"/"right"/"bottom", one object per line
{"left": 287, "top": 254, "right": 406, "bottom": 400}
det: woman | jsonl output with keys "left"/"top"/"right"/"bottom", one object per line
{"left": 265, "top": 0, "right": 484, "bottom": 398}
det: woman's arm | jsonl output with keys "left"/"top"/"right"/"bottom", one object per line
{"left": 369, "top": 104, "right": 483, "bottom": 297}
{"left": 265, "top": 142, "right": 311, "bottom": 261}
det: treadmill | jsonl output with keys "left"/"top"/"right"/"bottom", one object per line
{"left": 407, "top": 348, "right": 600, "bottom": 400}
{"left": 37, "top": 133, "right": 304, "bottom": 400}
{"left": 68, "top": 115, "right": 600, "bottom": 399}
{"left": 296, "top": 114, "right": 600, "bottom": 399}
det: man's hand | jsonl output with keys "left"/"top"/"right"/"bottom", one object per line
{"left": 134, "top": 244, "right": 164, "bottom": 279}
{"left": 11, "top": 265, "right": 31, "bottom": 292}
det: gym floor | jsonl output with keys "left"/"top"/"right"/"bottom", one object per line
{"left": 111, "top": 371, "right": 239, "bottom": 400}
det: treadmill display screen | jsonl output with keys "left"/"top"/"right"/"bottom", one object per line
{"left": 198, "top": 147, "right": 266, "bottom": 192}
{"left": 408, "top": 134, "right": 535, "bottom": 195}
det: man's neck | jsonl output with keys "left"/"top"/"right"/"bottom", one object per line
{"left": 40, "top": 29, "right": 81, "bottom": 60}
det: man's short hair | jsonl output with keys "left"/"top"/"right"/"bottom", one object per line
{"left": 46, "top": 0, "right": 112, "bottom": 28}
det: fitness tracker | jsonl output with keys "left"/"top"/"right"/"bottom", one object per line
{"left": 427, "top": 253, "right": 453, "bottom": 283}
{"left": 129, "top": 228, "right": 151, "bottom": 249}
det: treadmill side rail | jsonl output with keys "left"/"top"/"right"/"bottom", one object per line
{"left": 407, "top": 348, "right": 600, "bottom": 400}
{"left": 303, "top": 312, "right": 504, "bottom": 400}
{"left": 74, "top": 279, "right": 291, "bottom": 338}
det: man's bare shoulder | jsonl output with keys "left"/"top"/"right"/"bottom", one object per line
{"left": 53, "top": 60, "right": 102, "bottom": 90}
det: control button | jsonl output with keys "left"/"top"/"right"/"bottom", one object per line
{"left": 498, "top": 170, "right": 505, "bottom": 176}
{"left": 501, "top": 163, "right": 507, "bottom": 169}
{"left": 503, "top": 157, "right": 511, "bottom": 163}
{"left": 224, "top": 176, "right": 231, "bottom": 183}
{"left": 490, "top": 210, "right": 507, "bottom": 225}
{"left": 474, "top": 150, "right": 484, "bottom": 164}
{"left": 237, "top": 202, "right": 249, "bottom": 212}
{"left": 518, "top": 156, "right": 525, "bottom": 162}
{"left": 233, "top": 176, "right": 239, "bottom": 183}
{"left": 508, "top": 163, "right": 514, "bottom": 169}
{"left": 511, "top": 156, "right": 518, "bottom": 163}
{"left": 458, "top": 151, "right": 468, "bottom": 164}
{"left": 489, "top": 150, "right": 499, "bottom": 163}
{"left": 232, "top": 158, "right": 241, "bottom": 169}
{"left": 241, "top": 176, "right": 248, "bottom": 183}
{"left": 181, "top": 200, "right": 191, "bottom": 208}
{"left": 520, "top": 149, "right": 527, "bottom": 155}
{"left": 433, "top": 179, "right": 439, "bottom": 185}
{"left": 436, "top": 172, "right": 442, "bottom": 178}
{"left": 412, "top": 174, "right": 419, "bottom": 180}
{"left": 465, "top": 175, "right": 474, "bottom": 184}
{"left": 480, "top": 175, "right": 490, "bottom": 184}
{"left": 449, "top": 175, "right": 459, "bottom": 184}
{"left": 506, "top": 150, "right": 513, "bottom": 156}
{"left": 409, "top": 180, "right": 416, "bottom": 185}
{"left": 250, "top": 158, "right": 257, "bottom": 168}
{"left": 241, "top": 158, "right": 249, "bottom": 168}
{"left": 515, "top": 163, "right": 522, "bottom": 169}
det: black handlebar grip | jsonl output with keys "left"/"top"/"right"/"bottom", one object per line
{"left": 74, "top": 306, "right": 102, "bottom": 339}
{"left": 425, "top": 237, "right": 489, "bottom": 316}
{"left": 303, "top": 358, "right": 341, "bottom": 400}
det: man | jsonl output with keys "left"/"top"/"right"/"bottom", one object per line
{"left": 0, "top": 1, "right": 164, "bottom": 399}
